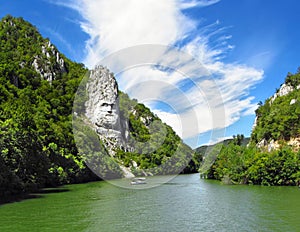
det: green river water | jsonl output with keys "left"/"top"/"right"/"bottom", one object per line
{"left": 0, "top": 174, "right": 299, "bottom": 232}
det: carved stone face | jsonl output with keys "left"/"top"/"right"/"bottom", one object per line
{"left": 95, "top": 100, "right": 119, "bottom": 129}
{"left": 85, "top": 65, "right": 121, "bottom": 133}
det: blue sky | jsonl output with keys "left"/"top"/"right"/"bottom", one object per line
{"left": 1, "top": 0, "right": 300, "bottom": 148}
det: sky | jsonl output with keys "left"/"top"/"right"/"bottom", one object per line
{"left": 1, "top": 0, "right": 300, "bottom": 148}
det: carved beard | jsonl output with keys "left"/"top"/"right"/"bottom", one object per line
{"left": 94, "top": 101, "right": 119, "bottom": 129}
{"left": 96, "top": 113, "right": 119, "bottom": 129}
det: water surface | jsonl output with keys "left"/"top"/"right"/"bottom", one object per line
{"left": 0, "top": 174, "right": 299, "bottom": 231}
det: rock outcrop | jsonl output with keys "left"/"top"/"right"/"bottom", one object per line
{"left": 32, "top": 41, "right": 66, "bottom": 82}
{"left": 253, "top": 83, "right": 296, "bottom": 132}
{"left": 270, "top": 83, "right": 294, "bottom": 103}
{"left": 253, "top": 72, "right": 300, "bottom": 151}
{"left": 85, "top": 65, "right": 130, "bottom": 155}
{"left": 290, "top": 99, "right": 297, "bottom": 105}
{"left": 287, "top": 137, "right": 300, "bottom": 152}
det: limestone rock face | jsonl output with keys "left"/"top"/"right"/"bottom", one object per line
{"left": 252, "top": 116, "right": 258, "bottom": 130}
{"left": 254, "top": 79, "right": 300, "bottom": 151}
{"left": 270, "top": 83, "right": 294, "bottom": 103}
{"left": 278, "top": 83, "right": 294, "bottom": 96}
{"left": 257, "top": 138, "right": 267, "bottom": 148}
{"left": 267, "top": 139, "right": 280, "bottom": 152}
{"left": 290, "top": 99, "right": 297, "bottom": 105}
{"left": 287, "top": 137, "right": 300, "bottom": 152}
{"left": 32, "top": 41, "right": 66, "bottom": 82}
{"left": 253, "top": 83, "right": 296, "bottom": 130}
{"left": 85, "top": 65, "right": 129, "bottom": 154}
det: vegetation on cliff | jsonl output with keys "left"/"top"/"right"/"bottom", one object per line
{"left": 251, "top": 72, "right": 300, "bottom": 143}
{"left": 203, "top": 72, "right": 300, "bottom": 186}
{"left": 205, "top": 139, "right": 299, "bottom": 186}
{"left": 0, "top": 15, "right": 195, "bottom": 201}
{"left": 117, "top": 92, "right": 194, "bottom": 175}
{"left": 0, "top": 15, "right": 101, "bottom": 201}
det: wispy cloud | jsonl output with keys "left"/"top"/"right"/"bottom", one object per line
{"left": 53, "top": 0, "right": 264, "bottom": 143}
{"left": 179, "top": 0, "right": 221, "bottom": 9}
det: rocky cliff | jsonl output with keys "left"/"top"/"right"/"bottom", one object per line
{"left": 251, "top": 70, "right": 300, "bottom": 151}
{"left": 85, "top": 65, "right": 130, "bottom": 155}
{"left": 32, "top": 40, "right": 66, "bottom": 82}
{"left": 0, "top": 15, "right": 195, "bottom": 194}
{"left": 80, "top": 64, "right": 194, "bottom": 177}
{"left": 0, "top": 15, "right": 67, "bottom": 86}
{"left": 75, "top": 64, "right": 195, "bottom": 178}
{"left": 0, "top": 15, "right": 96, "bottom": 200}
{"left": 201, "top": 73, "right": 300, "bottom": 186}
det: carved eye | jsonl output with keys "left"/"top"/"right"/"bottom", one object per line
{"left": 101, "top": 103, "right": 109, "bottom": 107}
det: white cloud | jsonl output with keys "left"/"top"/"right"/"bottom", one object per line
{"left": 70, "top": 0, "right": 197, "bottom": 67}
{"left": 179, "top": 0, "right": 220, "bottom": 9}
{"left": 55, "top": 0, "right": 264, "bottom": 143}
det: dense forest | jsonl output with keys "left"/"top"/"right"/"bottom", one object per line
{"left": 252, "top": 72, "right": 300, "bottom": 143}
{"left": 0, "top": 15, "right": 197, "bottom": 202}
{"left": 0, "top": 15, "right": 98, "bottom": 202}
{"left": 202, "top": 72, "right": 300, "bottom": 186}
{"left": 118, "top": 91, "right": 195, "bottom": 175}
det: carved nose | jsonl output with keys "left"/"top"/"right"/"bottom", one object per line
{"left": 108, "top": 105, "right": 113, "bottom": 113}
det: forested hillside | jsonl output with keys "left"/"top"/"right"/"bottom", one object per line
{"left": 117, "top": 92, "right": 194, "bottom": 175}
{"left": 251, "top": 72, "right": 300, "bottom": 143}
{"left": 0, "top": 15, "right": 96, "bottom": 201}
{"left": 203, "top": 72, "right": 300, "bottom": 186}
{"left": 0, "top": 15, "right": 195, "bottom": 202}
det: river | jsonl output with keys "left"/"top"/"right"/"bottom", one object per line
{"left": 0, "top": 174, "right": 299, "bottom": 232}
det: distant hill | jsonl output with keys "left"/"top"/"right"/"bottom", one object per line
{"left": 191, "top": 136, "right": 249, "bottom": 174}
{"left": 195, "top": 137, "right": 250, "bottom": 155}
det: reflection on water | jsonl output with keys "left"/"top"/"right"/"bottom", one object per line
{"left": 0, "top": 174, "right": 299, "bottom": 232}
